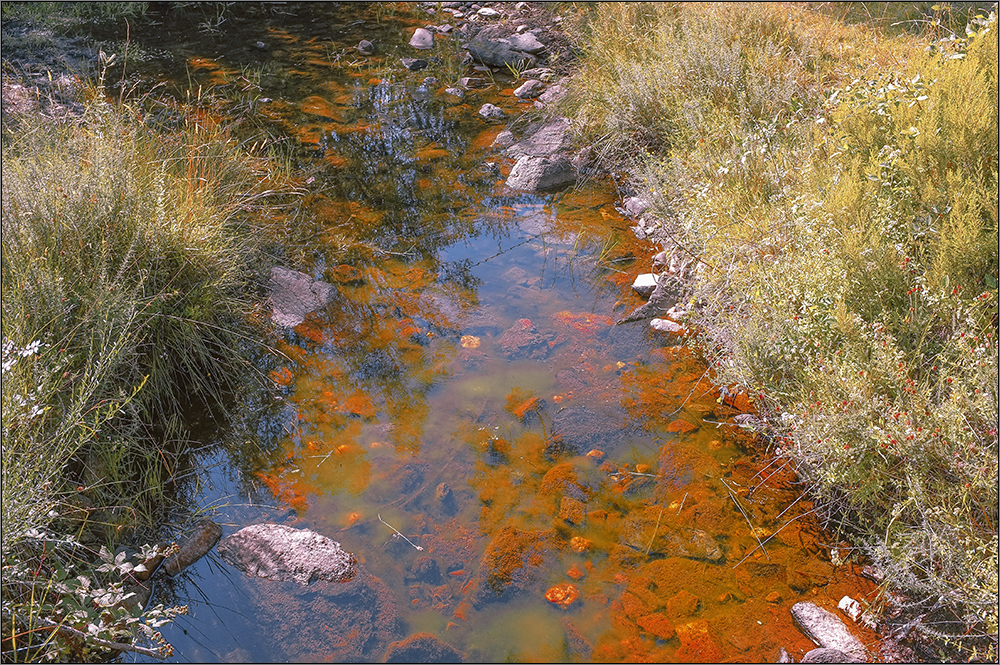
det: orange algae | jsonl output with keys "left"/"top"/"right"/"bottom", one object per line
{"left": 256, "top": 471, "right": 309, "bottom": 513}
{"left": 269, "top": 366, "right": 294, "bottom": 386}
{"left": 569, "top": 536, "right": 593, "bottom": 554}
{"left": 545, "top": 583, "right": 581, "bottom": 608}
{"left": 551, "top": 310, "right": 614, "bottom": 335}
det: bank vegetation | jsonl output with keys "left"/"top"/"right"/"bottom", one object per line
{"left": 558, "top": 2, "right": 998, "bottom": 659}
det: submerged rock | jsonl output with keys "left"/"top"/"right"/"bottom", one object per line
{"left": 622, "top": 512, "right": 724, "bottom": 562}
{"left": 496, "top": 318, "right": 558, "bottom": 359}
{"left": 217, "top": 523, "right": 356, "bottom": 585}
{"left": 401, "top": 57, "right": 429, "bottom": 71}
{"left": 471, "top": 525, "right": 555, "bottom": 606}
{"left": 357, "top": 39, "right": 375, "bottom": 55}
{"left": 269, "top": 266, "right": 337, "bottom": 328}
{"left": 384, "top": 632, "right": 467, "bottom": 663}
{"left": 161, "top": 519, "right": 223, "bottom": 577}
{"left": 791, "top": 601, "right": 868, "bottom": 662}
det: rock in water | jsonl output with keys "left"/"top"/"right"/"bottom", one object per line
{"left": 269, "top": 266, "right": 337, "bottom": 328}
{"left": 217, "top": 523, "right": 357, "bottom": 585}
{"left": 801, "top": 647, "right": 864, "bottom": 663}
{"left": 161, "top": 519, "right": 223, "bottom": 576}
{"left": 478, "top": 103, "right": 506, "bottom": 120}
{"left": 791, "top": 601, "right": 867, "bottom": 662}
{"left": 506, "top": 155, "right": 576, "bottom": 192}
{"left": 383, "top": 632, "right": 467, "bottom": 663}
{"left": 357, "top": 39, "right": 375, "bottom": 55}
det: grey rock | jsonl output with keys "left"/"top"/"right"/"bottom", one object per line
{"left": 624, "top": 196, "right": 651, "bottom": 217}
{"left": 477, "top": 6, "right": 499, "bottom": 16}
{"left": 537, "top": 83, "right": 566, "bottom": 105}
{"left": 506, "top": 154, "right": 576, "bottom": 192}
{"left": 357, "top": 39, "right": 375, "bottom": 55}
{"left": 632, "top": 273, "right": 659, "bottom": 297}
{"left": 520, "top": 66, "right": 555, "bottom": 82}
{"left": 436, "top": 23, "right": 454, "bottom": 33}
{"left": 269, "top": 266, "right": 337, "bottom": 328}
{"left": 478, "top": 103, "right": 506, "bottom": 120}
{"left": 492, "top": 129, "right": 516, "bottom": 148}
{"left": 467, "top": 37, "right": 536, "bottom": 70}
{"left": 505, "top": 32, "right": 545, "bottom": 53}
{"left": 505, "top": 117, "right": 572, "bottom": 158}
{"left": 621, "top": 519, "right": 725, "bottom": 562}
{"left": 513, "top": 79, "right": 545, "bottom": 99}
{"left": 422, "top": 76, "right": 440, "bottom": 86}
{"left": 445, "top": 87, "right": 465, "bottom": 98}
{"left": 496, "top": 318, "right": 558, "bottom": 359}
{"left": 401, "top": 57, "right": 429, "bottom": 71}
{"left": 409, "top": 27, "right": 435, "bottom": 49}
{"left": 791, "top": 602, "right": 867, "bottom": 662}
{"left": 801, "top": 647, "right": 863, "bottom": 663}
{"left": 218, "top": 523, "right": 357, "bottom": 586}
{"left": 458, "top": 76, "right": 488, "bottom": 89}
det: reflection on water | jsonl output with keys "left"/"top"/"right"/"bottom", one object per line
{"left": 115, "top": 3, "right": 879, "bottom": 662}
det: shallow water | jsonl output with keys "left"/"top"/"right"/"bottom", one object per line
{"left": 110, "top": 4, "right": 879, "bottom": 662}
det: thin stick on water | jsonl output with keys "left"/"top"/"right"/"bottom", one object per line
{"left": 677, "top": 491, "right": 688, "bottom": 514}
{"left": 721, "top": 477, "right": 769, "bottom": 561}
{"left": 378, "top": 513, "right": 423, "bottom": 551}
{"left": 645, "top": 505, "right": 664, "bottom": 556}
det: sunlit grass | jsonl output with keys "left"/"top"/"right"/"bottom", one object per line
{"left": 560, "top": 2, "right": 998, "bottom": 657}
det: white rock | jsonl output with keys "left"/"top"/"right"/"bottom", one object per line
{"left": 513, "top": 79, "right": 544, "bottom": 99}
{"left": 477, "top": 7, "right": 499, "bottom": 16}
{"left": 506, "top": 32, "right": 545, "bottom": 53}
{"left": 409, "top": 27, "right": 435, "bottom": 50}
{"left": 632, "top": 273, "right": 658, "bottom": 297}
{"left": 838, "top": 596, "right": 862, "bottom": 622}
{"left": 650, "top": 318, "right": 684, "bottom": 334}
{"left": 791, "top": 602, "right": 867, "bottom": 662}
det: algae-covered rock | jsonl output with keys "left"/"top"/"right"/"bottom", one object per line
{"left": 471, "top": 525, "right": 555, "bottom": 606}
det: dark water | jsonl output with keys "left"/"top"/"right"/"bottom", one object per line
{"left": 110, "top": 4, "right": 879, "bottom": 662}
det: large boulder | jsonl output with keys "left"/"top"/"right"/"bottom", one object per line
{"left": 467, "top": 38, "right": 536, "bottom": 70}
{"left": 791, "top": 602, "right": 868, "bottom": 662}
{"left": 269, "top": 266, "right": 336, "bottom": 328}
{"left": 505, "top": 118, "right": 572, "bottom": 158}
{"left": 217, "top": 523, "right": 357, "bottom": 585}
{"left": 506, "top": 155, "right": 576, "bottom": 192}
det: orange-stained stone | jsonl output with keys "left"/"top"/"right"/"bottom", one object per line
{"left": 453, "top": 600, "right": 470, "bottom": 620}
{"left": 569, "top": 536, "right": 592, "bottom": 553}
{"left": 637, "top": 612, "right": 676, "bottom": 640}
{"left": 346, "top": 512, "right": 361, "bottom": 526}
{"left": 567, "top": 564, "right": 586, "bottom": 580}
{"left": 586, "top": 449, "right": 605, "bottom": 463}
{"left": 635, "top": 463, "right": 652, "bottom": 474}
{"left": 666, "top": 419, "right": 699, "bottom": 434}
{"left": 545, "top": 583, "right": 581, "bottom": 608}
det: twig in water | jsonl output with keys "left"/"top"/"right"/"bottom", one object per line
{"left": 677, "top": 491, "right": 688, "bottom": 514}
{"left": 645, "top": 505, "right": 664, "bottom": 556}
{"left": 378, "top": 513, "right": 423, "bottom": 551}
{"left": 721, "top": 477, "right": 769, "bottom": 561}
{"left": 732, "top": 507, "right": 819, "bottom": 569}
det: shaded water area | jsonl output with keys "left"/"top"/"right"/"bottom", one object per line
{"left": 108, "top": 4, "right": 880, "bottom": 662}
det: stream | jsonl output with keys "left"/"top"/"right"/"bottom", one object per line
{"left": 107, "top": 3, "right": 879, "bottom": 662}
